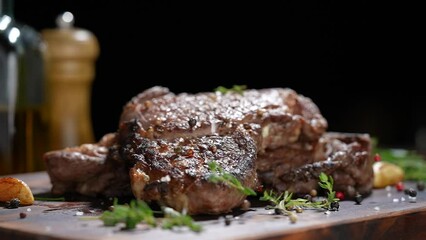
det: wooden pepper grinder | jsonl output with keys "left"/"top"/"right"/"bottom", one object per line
{"left": 42, "top": 12, "right": 99, "bottom": 150}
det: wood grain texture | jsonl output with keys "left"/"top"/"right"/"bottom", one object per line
{"left": 1, "top": 172, "right": 426, "bottom": 240}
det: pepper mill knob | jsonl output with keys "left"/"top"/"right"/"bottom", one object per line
{"left": 42, "top": 11, "right": 99, "bottom": 149}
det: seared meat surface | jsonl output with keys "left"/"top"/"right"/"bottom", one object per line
{"left": 258, "top": 132, "right": 372, "bottom": 197}
{"left": 120, "top": 87, "right": 327, "bottom": 151}
{"left": 43, "top": 133, "right": 131, "bottom": 197}
{"left": 118, "top": 121, "right": 258, "bottom": 214}
{"left": 43, "top": 86, "right": 373, "bottom": 214}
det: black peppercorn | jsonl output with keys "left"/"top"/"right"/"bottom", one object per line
{"left": 330, "top": 201, "right": 339, "bottom": 211}
{"left": 224, "top": 215, "right": 232, "bottom": 226}
{"left": 354, "top": 193, "right": 363, "bottom": 205}
{"left": 406, "top": 188, "right": 417, "bottom": 197}
{"left": 19, "top": 212, "right": 27, "bottom": 219}
{"left": 188, "top": 118, "right": 197, "bottom": 128}
{"left": 6, "top": 198, "right": 20, "bottom": 209}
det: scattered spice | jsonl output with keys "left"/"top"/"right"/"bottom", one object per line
{"left": 241, "top": 200, "right": 251, "bottom": 210}
{"left": 405, "top": 188, "right": 417, "bottom": 198}
{"left": 19, "top": 212, "right": 27, "bottom": 219}
{"left": 374, "top": 153, "right": 382, "bottom": 162}
{"left": 395, "top": 182, "right": 404, "bottom": 191}
{"left": 417, "top": 181, "right": 425, "bottom": 191}
{"left": 6, "top": 198, "right": 20, "bottom": 209}
{"left": 330, "top": 201, "right": 339, "bottom": 211}
{"left": 188, "top": 118, "right": 197, "bottom": 128}
{"left": 336, "top": 191, "right": 345, "bottom": 201}
{"left": 289, "top": 214, "right": 298, "bottom": 223}
{"left": 224, "top": 215, "right": 232, "bottom": 226}
{"left": 354, "top": 193, "right": 363, "bottom": 205}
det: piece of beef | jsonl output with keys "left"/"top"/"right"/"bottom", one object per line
{"left": 119, "top": 87, "right": 328, "bottom": 152}
{"left": 258, "top": 132, "right": 372, "bottom": 198}
{"left": 118, "top": 120, "right": 258, "bottom": 215}
{"left": 43, "top": 133, "right": 131, "bottom": 197}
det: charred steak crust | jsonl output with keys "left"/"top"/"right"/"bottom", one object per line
{"left": 259, "top": 132, "right": 373, "bottom": 198}
{"left": 119, "top": 120, "right": 258, "bottom": 215}
{"left": 43, "top": 133, "right": 131, "bottom": 197}
{"left": 119, "top": 87, "right": 328, "bottom": 152}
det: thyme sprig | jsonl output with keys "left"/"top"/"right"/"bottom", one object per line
{"left": 162, "top": 207, "right": 202, "bottom": 232}
{"left": 99, "top": 199, "right": 201, "bottom": 232}
{"left": 207, "top": 161, "right": 257, "bottom": 196}
{"left": 214, "top": 85, "right": 247, "bottom": 95}
{"left": 318, "top": 172, "right": 340, "bottom": 209}
{"left": 260, "top": 172, "right": 340, "bottom": 223}
{"left": 100, "top": 199, "right": 156, "bottom": 229}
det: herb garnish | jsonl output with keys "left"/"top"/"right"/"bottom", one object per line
{"left": 100, "top": 199, "right": 156, "bottom": 229}
{"left": 99, "top": 199, "right": 201, "bottom": 232}
{"left": 260, "top": 172, "right": 339, "bottom": 223}
{"left": 162, "top": 207, "right": 202, "bottom": 232}
{"left": 207, "top": 161, "right": 256, "bottom": 196}
{"left": 318, "top": 172, "right": 340, "bottom": 209}
{"left": 214, "top": 85, "right": 247, "bottom": 95}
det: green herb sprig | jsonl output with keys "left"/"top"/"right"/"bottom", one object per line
{"left": 318, "top": 172, "right": 340, "bottom": 209}
{"left": 100, "top": 199, "right": 156, "bottom": 229}
{"left": 99, "top": 199, "right": 202, "bottom": 232}
{"left": 162, "top": 207, "right": 202, "bottom": 232}
{"left": 207, "top": 161, "right": 256, "bottom": 196}
{"left": 260, "top": 172, "right": 339, "bottom": 223}
{"left": 214, "top": 85, "right": 247, "bottom": 95}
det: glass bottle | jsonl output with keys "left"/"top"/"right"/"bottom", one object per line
{"left": 0, "top": 0, "right": 46, "bottom": 174}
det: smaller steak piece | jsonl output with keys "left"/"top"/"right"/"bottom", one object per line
{"left": 265, "top": 133, "right": 372, "bottom": 198}
{"left": 119, "top": 121, "right": 258, "bottom": 215}
{"left": 43, "top": 133, "right": 131, "bottom": 197}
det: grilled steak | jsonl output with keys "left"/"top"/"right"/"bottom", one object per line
{"left": 43, "top": 133, "right": 131, "bottom": 197}
{"left": 43, "top": 86, "right": 373, "bottom": 214}
{"left": 120, "top": 87, "right": 328, "bottom": 151}
{"left": 119, "top": 120, "right": 258, "bottom": 214}
{"left": 258, "top": 132, "right": 372, "bottom": 197}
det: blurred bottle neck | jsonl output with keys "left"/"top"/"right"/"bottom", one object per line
{"left": 0, "top": 0, "right": 14, "bottom": 18}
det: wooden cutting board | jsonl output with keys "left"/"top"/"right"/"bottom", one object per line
{"left": 1, "top": 172, "right": 426, "bottom": 240}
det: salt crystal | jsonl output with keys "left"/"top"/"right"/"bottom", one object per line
{"left": 26, "top": 208, "right": 31, "bottom": 212}
{"left": 374, "top": 206, "right": 380, "bottom": 211}
{"left": 386, "top": 186, "right": 392, "bottom": 191}
{"left": 324, "top": 211, "right": 331, "bottom": 215}
{"left": 401, "top": 197, "right": 406, "bottom": 202}
{"left": 387, "top": 192, "right": 392, "bottom": 197}
{"left": 393, "top": 198, "right": 399, "bottom": 203}
{"left": 75, "top": 211, "right": 84, "bottom": 216}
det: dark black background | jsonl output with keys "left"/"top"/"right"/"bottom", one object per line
{"left": 13, "top": 0, "right": 424, "bottom": 150}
